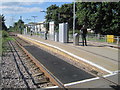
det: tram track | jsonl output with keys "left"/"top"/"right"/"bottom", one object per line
{"left": 8, "top": 41, "right": 31, "bottom": 89}
{"left": 12, "top": 36, "right": 66, "bottom": 89}
{"left": 2, "top": 40, "right": 55, "bottom": 88}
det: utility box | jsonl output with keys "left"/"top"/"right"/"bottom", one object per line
{"left": 73, "top": 33, "right": 79, "bottom": 45}
{"left": 59, "top": 23, "right": 68, "bottom": 43}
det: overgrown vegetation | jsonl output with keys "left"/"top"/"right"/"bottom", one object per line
{"left": 2, "top": 30, "right": 14, "bottom": 54}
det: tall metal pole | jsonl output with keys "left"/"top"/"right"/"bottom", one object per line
{"left": 32, "top": 16, "right": 37, "bottom": 33}
{"left": 26, "top": 19, "right": 31, "bottom": 34}
{"left": 73, "top": 1, "right": 76, "bottom": 37}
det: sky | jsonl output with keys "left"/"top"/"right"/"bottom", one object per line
{"left": 1, "top": 0, "right": 74, "bottom": 27}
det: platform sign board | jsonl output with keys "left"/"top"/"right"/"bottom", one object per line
{"left": 107, "top": 35, "right": 114, "bottom": 43}
{"left": 59, "top": 23, "right": 68, "bottom": 43}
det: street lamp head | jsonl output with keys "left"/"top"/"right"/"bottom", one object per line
{"left": 31, "top": 16, "right": 37, "bottom": 18}
{"left": 40, "top": 10, "right": 46, "bottom": 13}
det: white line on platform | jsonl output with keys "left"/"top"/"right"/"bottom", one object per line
{"left": 64, "top": 72, "right": 118, "bottom": 86}
{"left": 64, "top": 77, "right": 99, "bottom": 86}
{"left": 21, "top": 35, "right": 113, "bottom": 74}
{"left": 112, "top": 70, "right": 120, "bottom": 73}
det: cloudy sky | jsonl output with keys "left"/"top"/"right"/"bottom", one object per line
{"left": 1, "top": 0, "right": 73, "bottom": 27}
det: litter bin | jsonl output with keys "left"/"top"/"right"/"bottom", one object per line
{"left": 73, "top": 33, "right": 79, "bottom": 45}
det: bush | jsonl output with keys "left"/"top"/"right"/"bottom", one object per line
{"left": 2, "top": 30, "right": 9, "bottom": 38}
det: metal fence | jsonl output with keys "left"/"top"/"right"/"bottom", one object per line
{"left": 26, "top": 32, "right": 120, "bottom": 45}
{"left": 69, "top": 34, "right": 120, "bottom": 45}
{"left": 86, "top": 34, "right": 120, "bottom": 45}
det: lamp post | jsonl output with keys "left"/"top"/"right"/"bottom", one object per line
{"left": 32, "top": 16, "right": 37, "bottom": 33}
{"left": 25, "top": 19, "right": 31, "bottom": 34}
{"left": 73, "top": 1, "right": 76, "bottom": 37}
{"left": 40, "top": 10, "right": 48, "bottom": 40}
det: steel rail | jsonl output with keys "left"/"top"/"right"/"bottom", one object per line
{"left": 9, "top": 40, "right": 40, "bottom": 88}
{"left": 14, "top": 37, "right": 67, "bottom": 89}
{"left": 8, "top": 41, "right": 30, "bottom": 89}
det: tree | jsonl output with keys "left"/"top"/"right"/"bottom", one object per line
{"left": 58, "top": 3, "right": 74, "bottom": 30}
{"left": 45, "top": 3, "right": 75, "bottom": 31}
{"left": 10, "top": 19, "right": 25, "bottom": 34}
{"left": 76, "top": 2, "right": 120, "bottom": 35}
{"left": 45, "top": 4, "right": 59, "bottom": 31}
{"left": 17, "top": 19, "right": 24, "bottom": 34}
{"left": 0, "top": 14, "right": 7, "bottom": 31}
{"left": 45, "top": 2, "right": 120, "bottom": 35}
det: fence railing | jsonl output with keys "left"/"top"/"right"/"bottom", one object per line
{"left": 86, "top": 34, "right": 120, "bottom": 45}
{"left": 26, "top": 32, "right": 120, "bottom": 45}
{"left": 69, "top": 34, "right": 120, "bottom": 45}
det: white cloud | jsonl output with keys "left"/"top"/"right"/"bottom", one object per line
{"left": 1, "top": 0, "right": 74, "bottom": 3}
{"left": 1, "top": 6, "right": 43, "bottom": 14}
{"left": 1, "top": 2, "right": 44, "bottom": 14}
{"left": 1, "top": 0, "right": 45, "bottom": 2}
{"left": 2, "top": 2, "right": 42, "bottom": 6}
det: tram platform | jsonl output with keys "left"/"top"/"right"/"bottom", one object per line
{"left": 17, "top": 34, "right": 119, "bottom": 88}
{"left": 18, "top": 34, "right": 119, "bottom": 73}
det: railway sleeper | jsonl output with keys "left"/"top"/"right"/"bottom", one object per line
{"left": 31, "top": 69, "right": 43, "bottom": 75}
{"left": 34, "top": 77, "right": 49, "bottom": 85}
{"left": 29, "top": 67, "right": 40, "bottom": 71}
{"left": 25, "top": 57, "right": 31, "bottom": 60}
{"left": 90, "top": 70, "right": 99, "bottom": 75}
{"left": 25, "top": 59, "right": 32, "bottom": 63}
{"left": 28, "top": 62, "right": 35, "bottom": 65}
{"left": 33, "top": 67, "right": 39, "bottom": 70}
{"left": 32, "top": 72, "right": 44, "bottom": 77}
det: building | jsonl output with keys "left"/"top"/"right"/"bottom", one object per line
{"left": 25, "top": 21, "right": 47, "bottom": 34}
{"left": 36, "top": 21, "right": 46, "bottom": 33}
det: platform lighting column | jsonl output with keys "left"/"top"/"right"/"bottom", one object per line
{"left": 26, "top": 19, "right": 31, "bottom": 34}
{"left": 73, "top": 1, "right": 76, "bottom": 38}
{"left": 32, "top": 16, "right": 37, "bottom": 34}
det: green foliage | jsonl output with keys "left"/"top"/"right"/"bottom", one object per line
{"left": 2, "top": 30, "right": 9, "bottom": 38}
{"left": 45, "top": 2, "right": 119, "bottom": 35}
{"left": 0, "top": 14, "right": 8, "bottom": 31}
{"left": 76, "top": 2, "right": 120, "bottom": 35}
{"left": 45, "top": 4, "right": 59, "bottom": 31}
{"left": 9, "top": 19, "right": 25, "bottom": 34}
{"left": 45, "top": 3, "right": 75, "bottom": 31}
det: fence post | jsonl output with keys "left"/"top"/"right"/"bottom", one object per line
{"left": 116, "top": 36, "right": 119, "bottom": 45}
{"left": 105, "top": 35, "right": 107, "bottom": 42}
